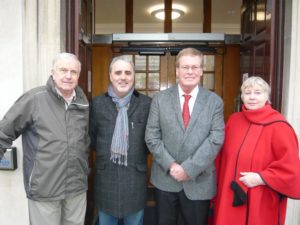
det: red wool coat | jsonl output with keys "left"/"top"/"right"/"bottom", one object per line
{"left": 213, "top": 104, "right": 300, "bottom": 225}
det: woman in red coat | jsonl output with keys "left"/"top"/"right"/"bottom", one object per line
{"left": 213, "top": 76, "right": 300, "bottom": 225}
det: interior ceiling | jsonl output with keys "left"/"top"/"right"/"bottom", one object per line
{"left": 95, "top": 0, "right": 242, "bottom": 25}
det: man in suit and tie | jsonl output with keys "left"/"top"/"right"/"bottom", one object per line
{"left": 145, "top": 48, "right": 224, "bottom": 225}
{"left": 89, "top": 55, "right": 151, "bottom": 225}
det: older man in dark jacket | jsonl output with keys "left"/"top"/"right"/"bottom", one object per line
{"left": 0, "top": 53, "right": 90, "bottom": 225}
{"left": 89, "top": 55, "right": 151, "bottom": 225}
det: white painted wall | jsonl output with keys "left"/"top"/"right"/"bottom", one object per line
{"left": 0, "top": 0, "right": 29, "bottom": 224}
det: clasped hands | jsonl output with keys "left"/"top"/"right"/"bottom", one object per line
{"left": 239, "top": 172, "right": 265, "bottom": 188}
{"left": 169, "top": 163, "right": 190, "bottom": 182}
{"left": 169, "top": 165, "right": 265, "bottom": 187}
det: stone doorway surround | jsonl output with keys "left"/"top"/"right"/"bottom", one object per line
{"left": 283, "top": 0, "right": 300, "bottom": 224}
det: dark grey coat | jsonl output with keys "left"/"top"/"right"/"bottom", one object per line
{"left": 89, "top": 90, "right": 151, "bottom": 218}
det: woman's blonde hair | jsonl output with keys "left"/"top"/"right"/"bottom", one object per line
{"left": 241, "top": 76, "right": 271, "bottom": 103}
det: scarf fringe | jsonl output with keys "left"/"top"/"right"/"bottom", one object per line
{"left": 110, "top": 152, "right": 128, "bottom": 166}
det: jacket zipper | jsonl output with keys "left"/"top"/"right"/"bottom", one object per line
{"left": 28, "top": 161, "right": 36, "bottom": 192}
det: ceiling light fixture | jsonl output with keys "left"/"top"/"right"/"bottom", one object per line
{"left": 149, "top": 4, "right": 186, "bottom": 21}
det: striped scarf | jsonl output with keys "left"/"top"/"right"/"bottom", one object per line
{"left": 108, "top": 85, "right": 134, "bottom": 166}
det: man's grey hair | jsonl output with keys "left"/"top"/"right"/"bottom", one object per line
{"left": 109, "top": 55, "right": 135, "bottom": 74}
{"left": 52, "top": 52, "right": 81, "bottom": 72}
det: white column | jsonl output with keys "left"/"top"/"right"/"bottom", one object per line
{"left": 283, "top": 0, "right": 300, "bottom": 224}
{"left": 23, "top": 0, "right": 62, "bottom": 91}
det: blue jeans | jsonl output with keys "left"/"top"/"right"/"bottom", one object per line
{"left": 98, "top": 209, "right": 144, "bottom": 225}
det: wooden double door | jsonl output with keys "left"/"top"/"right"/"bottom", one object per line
{"left": 92, "top": 45, "right": 228, "bottom": 106}
{"left": 92, "top": 44, "right": 240, "bottom": 120}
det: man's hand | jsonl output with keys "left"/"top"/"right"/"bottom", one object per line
{"left": 169, "top": 163, "right": 190, "bottom": 182}
{"left": 239, "top": 172, "right": 265, "bottom": 188}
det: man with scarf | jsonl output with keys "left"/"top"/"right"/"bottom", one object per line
{"left": 89, "top": 55, "right": 151, "bottom": 225}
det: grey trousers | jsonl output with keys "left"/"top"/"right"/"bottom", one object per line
{"left": 28, "top": 192, "right": 87, "bottom": 225}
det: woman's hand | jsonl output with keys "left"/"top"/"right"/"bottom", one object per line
{"left": 239, "top": 172, "right": 265, "bottom": 188}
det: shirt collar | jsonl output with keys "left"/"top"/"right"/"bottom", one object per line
{"left": 178, "top": 85, "right": 199, "bottom": 99}
{"left": 55, "top": 87, "right": 76, "bottom": 105}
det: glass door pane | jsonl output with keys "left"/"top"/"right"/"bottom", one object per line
{"left": 132, "top": 54, "right": 161, "bottom": 96}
